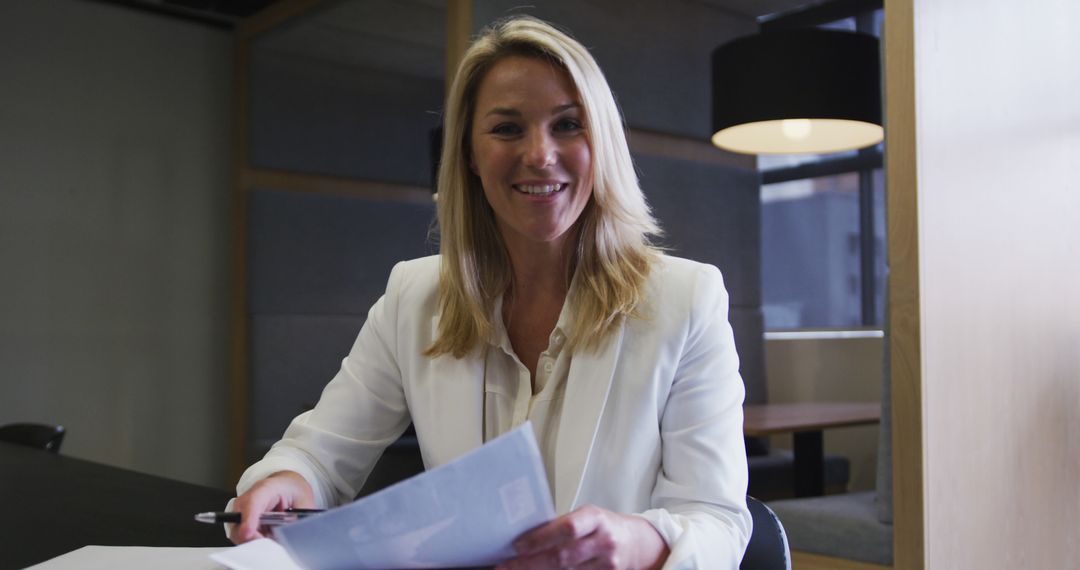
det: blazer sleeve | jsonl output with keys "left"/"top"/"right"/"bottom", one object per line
{"left": 234, "top": 261, "right": 414, "bottom": 508}
{"left": 636, "top": 263, "right": 753, "bottom": 569}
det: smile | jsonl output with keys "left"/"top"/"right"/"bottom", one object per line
{"left": 513, "top": 183, "right": 566, "bottom": 196}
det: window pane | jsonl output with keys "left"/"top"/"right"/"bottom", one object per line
{"left": 761, "top": 172, "right": 862, "bottom": 328}
{"left": 873, "top": 167, "right": 886, "bottom": 324}
{"left": 757, "top": 149, "right": 858, "bottom": 171}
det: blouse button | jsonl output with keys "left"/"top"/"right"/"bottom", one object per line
{"left": 543, "top": 361, "right": 554, "bottom": 374}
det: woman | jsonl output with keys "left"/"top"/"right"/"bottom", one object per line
{"left": 230, "top": 16, "right": 751, "bottom": 569}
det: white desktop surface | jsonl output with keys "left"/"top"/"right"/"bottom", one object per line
{"left": 25, "top": 546, "right": 229, "bottom": 570}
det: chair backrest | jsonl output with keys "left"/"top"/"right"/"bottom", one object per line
{"left": 0, "top": 423, "right": 65, "bottom": 453}
{"left": 741, "top": 495, "right": 791, "bottom": 570}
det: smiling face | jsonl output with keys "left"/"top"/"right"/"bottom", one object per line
{"left": 469, "top": 55, "right": 593, "bottom": 255}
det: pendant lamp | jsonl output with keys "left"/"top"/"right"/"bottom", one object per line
{"left": 711, "top": 29, "right": 882, "bottom": 155}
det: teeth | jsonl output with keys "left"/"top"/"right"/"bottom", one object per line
{"left": 516, "top": 184, "right": 563, "bottom": 195}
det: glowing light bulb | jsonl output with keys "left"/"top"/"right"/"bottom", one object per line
{"left": 781, "top": 119, "right": 813, "bottom": 140}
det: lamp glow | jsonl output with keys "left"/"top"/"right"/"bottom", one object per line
{"left": 781, "top": 119, "right": 813, "bottom": 140}
{"left": 711, "top": 30, "right": 882, "bottom": 155}
{"left": 711, "top": 118, "right": 882, "bottom": 155}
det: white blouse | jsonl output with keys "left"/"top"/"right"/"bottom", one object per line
{"left": 483, "top": 293, "right": 573, "bottom": 497}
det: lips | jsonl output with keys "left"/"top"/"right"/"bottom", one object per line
{"left": 513, "top": 183, "right": 566, "bottom": 195}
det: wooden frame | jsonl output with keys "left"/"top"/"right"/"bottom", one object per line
{"left": 228, "top": 0, "right": 329, "bottom": 482}
{"left": 883, "top": 0, "right": 924, "bottom": 568}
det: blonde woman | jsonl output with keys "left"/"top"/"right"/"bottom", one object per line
{"left": 230, "top": 16, "right": 751, "bottom": 569}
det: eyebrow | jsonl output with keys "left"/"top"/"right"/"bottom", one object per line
{"left": 483, "top": 102, "right": 581, "bottom": 118}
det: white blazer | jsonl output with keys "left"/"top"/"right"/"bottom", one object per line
{"left": 237, "top": 255, "right": 752, "bottom": 568}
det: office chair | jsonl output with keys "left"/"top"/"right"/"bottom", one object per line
{"left": 741, "top": 496, "right": 792, "bottom": 570}
{"left": 0, "top": 422, "right": 65, "bottom": 453}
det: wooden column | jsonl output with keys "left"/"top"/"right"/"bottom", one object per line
{"left": 883, "top": 0, "right": 924, "bottom": 568}
{"left": 446, "top": 0, "right": 473, "bottom": 92}
{"left": 227, "top": 0, "right": 326, "bottom": 483}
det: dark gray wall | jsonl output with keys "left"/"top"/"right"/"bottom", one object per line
{"left": 0, "top": 0, "right": 231, "bottom": 487}
{"left": 250, "top": 49, "right": 443, "bottom": 186}
{"left": 247, "top": 190, "right": 435, "bottom": 458}
{"left": 246, "top": 34, "right": 443, "bottom": 457}
{"left": 634, "top": 154, "right": 764, "bottom": 405}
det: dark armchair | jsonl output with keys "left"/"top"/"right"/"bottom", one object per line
{"left": 742, "top": 496, "right": 791, "bottom": 570}
{"left": 0, "top": 423, "right": 66, "bottom": 453}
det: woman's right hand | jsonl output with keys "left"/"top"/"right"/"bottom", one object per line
{"left": 228, "top": 471, "right": 316, "bottom": 544}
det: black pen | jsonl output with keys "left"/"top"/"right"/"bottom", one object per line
{"left": 194, "top": 508, "right": 325, "bottom": 526}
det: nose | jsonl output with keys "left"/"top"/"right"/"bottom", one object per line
{"left": 523, "top": 130, "right": 556, "bottom": 169}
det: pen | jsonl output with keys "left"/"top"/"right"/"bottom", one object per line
{"left": 194, "top": 508, "right": 325, "bottom": 526}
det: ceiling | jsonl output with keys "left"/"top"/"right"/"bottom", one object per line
{"left": 109, "top": 0, "right": 817, "bottom": 29}
{"left": 105, "top": 0, "right": 820, "bottom": 79}
{"left": 694, "top": 0, "right": 824, "bottom": 19}
{"left": 250, "top": 0, "right": 819, "bottom": 80}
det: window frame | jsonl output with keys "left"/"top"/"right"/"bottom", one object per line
{"left": 757, "top": 0, "right": 885, "bottom": 330}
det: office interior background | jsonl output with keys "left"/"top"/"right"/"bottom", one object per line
{"left": 1, "top": 0, "right": 1077, "bottom": 568}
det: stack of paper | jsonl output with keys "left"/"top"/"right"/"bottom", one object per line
{"left": 216, "top": 423, "right": 555, "bottom": 569}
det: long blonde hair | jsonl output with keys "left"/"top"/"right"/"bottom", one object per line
{"left": 426, "top": 16, "right": 661, "bottom": 358}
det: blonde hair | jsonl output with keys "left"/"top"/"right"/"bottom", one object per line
{"left": 427, "top": 16, "right": 661, "bottom": 358}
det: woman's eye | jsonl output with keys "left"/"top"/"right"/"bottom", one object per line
{"left": 490, "top": 123, "right": 521, "bottom": 136}
{"left": 554, "top": 118, "right": 583, "bottom": 132}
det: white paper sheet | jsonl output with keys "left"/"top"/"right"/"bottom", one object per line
{"left": 268, "top": 422, "right": 555, "bottom": 570}
{"left": 210, "top": 538, "right": 303, "bottom": 570}
{"left": 25, "top": 546, "right": 229, "bottom": 570}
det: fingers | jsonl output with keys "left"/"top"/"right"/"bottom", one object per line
{"left": 497, "top": 506, "right": 668, "bottom": 570}
{"left": 497, "top": 506, "right": 615, "bottom": 570}
{"left": 513, "top": 505, "right": 603, "bottom": 555}
{"left": 227, "top": 521, "right": 266, "bottom": 545}
{"left": 229, "top": 489, "right": 277, "bottom": 544}
{"left": 227, "top": 471, "right": 316, "bottom": 545}
{"left": 499, "top": 530, "right": 616, "bottom": 569}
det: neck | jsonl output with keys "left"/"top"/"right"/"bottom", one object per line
{"left": 502, "top": 228, "right": 579, "bottom": 302}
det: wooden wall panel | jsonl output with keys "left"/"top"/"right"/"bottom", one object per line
{"left": 911, "top": 0, "right": 1080, "bottom": 567}
{"left": 446, "top": 0, "right": 472, "bottom": 91}
{"left": 884, "top": 0, "right": 923, "bottom": 568}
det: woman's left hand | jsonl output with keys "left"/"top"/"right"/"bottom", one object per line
{"left": 495, "top": 505, "right": 669, "bottom": 570}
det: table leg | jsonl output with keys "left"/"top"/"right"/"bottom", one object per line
{"left": 793, "top": 430, "right": 824, "bottom": 497}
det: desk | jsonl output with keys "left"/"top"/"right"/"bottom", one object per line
{"left": 0, "top": 442, "right": 232, "bottom": 570}
{"left": 744, "top": 402, "right": 880, "bottom": 498}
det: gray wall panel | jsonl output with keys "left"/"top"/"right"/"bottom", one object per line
{"left": 249, "top": 50, "right": 443, "bottom": 186}
{"left": 730, "top": 307, "right": 767, "bottom": 406}
{"left": 250, "top": 314, "right": 366, "bottom": 451}
{"left": 634, "top": 153, "right": 761, "bottom": 308}
{"left": 247, "top": 189, "right": 436, "bottom": 315}
{"left": 246, "top": 189, "right": 435, "bottom": 460}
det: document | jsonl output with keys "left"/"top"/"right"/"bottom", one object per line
{"left": 218, "top": 422, "right": 555, "bottom": 570}
{"left": 211, "top": 539, "right": 300, "bottom": 570}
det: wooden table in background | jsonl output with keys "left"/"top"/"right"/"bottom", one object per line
{"left": 743, "top": 402, "right": 881, "bottom": 497}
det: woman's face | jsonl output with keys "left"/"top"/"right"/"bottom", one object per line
{"left": 469, "top": 56, "right": 593, "bottom": 253}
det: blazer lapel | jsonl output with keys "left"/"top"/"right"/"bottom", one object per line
{"left": 424, "top": 315, "right": 484, "bottom": 464}
{"left": 553, "top": 320, "right": 625, "bottom": 513}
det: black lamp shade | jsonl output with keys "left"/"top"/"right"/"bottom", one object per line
{"left": 711, "top": 29, "right": 882, "bottom": 154}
